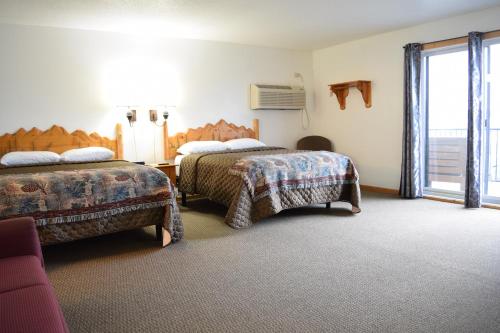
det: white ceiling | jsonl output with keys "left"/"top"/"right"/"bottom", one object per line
{"left": 0, "top": 0, "right": 499, "bottom": 50}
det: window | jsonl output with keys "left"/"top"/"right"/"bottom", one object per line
{"left": 422, "top": 39, "right": 500, "bottom": 203}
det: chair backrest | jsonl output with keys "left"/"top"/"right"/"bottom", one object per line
{"left": 296, "top": 136, "right": 333, "bottom": 151}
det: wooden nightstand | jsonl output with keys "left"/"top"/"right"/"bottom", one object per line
{"left": 148, "top": 163, "right": 177, "bottom": 186}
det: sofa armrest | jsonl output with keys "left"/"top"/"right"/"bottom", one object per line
{"left": 0, "top": 217, "right": 44, "bottom": 266}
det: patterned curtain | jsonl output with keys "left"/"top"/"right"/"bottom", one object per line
{"left": 400, "top": 43, "right": 423, "bottom": 199}
{"left": 464, "top": 32, "right": 484, "bottom": 208}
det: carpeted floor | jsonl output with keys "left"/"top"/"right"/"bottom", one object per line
{"left": 43, "top": 193, "right": 500, "bottom": 333}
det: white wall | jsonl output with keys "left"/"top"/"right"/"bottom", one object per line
{"left": 2, "top": 7, "right": 499, "bottom": 184}
{"left": 312, "top": 6, "right": 500, "bottom": 189}
{"left": 0, "top": 24, "right": 313, "bottom": 162}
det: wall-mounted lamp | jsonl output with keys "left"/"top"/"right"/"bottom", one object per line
{"left": 148, "top": 106, "right": 173, "bottom": 163}
{"left": 149, "top": 106, "right": 173, "bottom": 127}
{"left": 164, "top": 105, "right": 175, "bottom": 120}
{"left": 118, "top": 106, "right": 139, "bottom": 161}
{"left": 126, "top": 109, "right": 137, "bottom": 127}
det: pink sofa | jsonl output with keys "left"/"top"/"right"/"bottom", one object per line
{"left": 0, "top": 217, "right": 69, "bottom": 333}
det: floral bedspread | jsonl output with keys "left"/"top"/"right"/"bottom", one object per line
{"left": 229, "top": 151, "right": 359, "bottom": 201}
{"left": 0, "top": 165, "right": 177, "bottom": 226}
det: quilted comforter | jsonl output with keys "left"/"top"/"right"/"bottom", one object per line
{"left": 0, "top": 161, "right": 183, "bottom": 242}
{"left": 179, "top": 147, "right": 361, "bottom": 228}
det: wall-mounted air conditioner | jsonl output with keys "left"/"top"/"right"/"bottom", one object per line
{"left": 250, "top": 84, "right": 305, "bottom": 110}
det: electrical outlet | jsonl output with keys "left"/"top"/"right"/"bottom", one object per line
{"left": 149, "top": 110, "right": 158, "bottom": 122}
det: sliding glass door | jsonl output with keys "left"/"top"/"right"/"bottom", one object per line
{"left": 422, "top": 39, "right": 500, "bottom": 203}
{"left": 423, "top": 47, "right": 468, "bottom": 196}
{"left": 484, "top": 41, "right": 500, "bottom": 203}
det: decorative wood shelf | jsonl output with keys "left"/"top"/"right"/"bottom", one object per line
{"left": 328, "top": 80, "right": 372, "bottom": 110}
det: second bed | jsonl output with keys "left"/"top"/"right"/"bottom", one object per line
{"left": 165, "top": 119, "right": 361, "bottom": 228}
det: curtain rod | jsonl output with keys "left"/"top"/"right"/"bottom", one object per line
{"left": 402, "top": 29, "right": 500, "bottom": 50}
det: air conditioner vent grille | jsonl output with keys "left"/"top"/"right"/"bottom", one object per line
{"left": 250, "top": 84, "right": 305, "bottom": 110}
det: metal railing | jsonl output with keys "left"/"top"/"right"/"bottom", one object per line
{"left": 429, "top": 128, "right": 500, "bottom": 182}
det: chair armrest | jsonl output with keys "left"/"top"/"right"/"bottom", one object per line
{"left": 0, "top": 217, "right": 44, "bottom": 266}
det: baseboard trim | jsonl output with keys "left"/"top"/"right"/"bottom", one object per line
{"left": 482, "top": 203, "right": 500, "bottom": 210}
{"left": 423, "top": 195, "right": 463, "bottom": 205}
{"left": 360, "top": 185, "right": 399, "bottom": 195}
{"left": 423, "top": 195, "right": 500, "bottom": 211}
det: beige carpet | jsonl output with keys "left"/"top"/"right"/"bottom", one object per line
{"left": 43, "top": 193, "right": 500, "bottom": 332}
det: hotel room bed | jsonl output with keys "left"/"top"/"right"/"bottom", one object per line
{"left": 179, "top": 147, "right": 360, "bottom": 228}
{"left": 0, "top": 160, "right": 183, "bottom": 245}
{"left": 0, "top": 124, "right": 183, "bottom": 246}
{"left": 166, "top": 119, "right": 361, "bottom": 229}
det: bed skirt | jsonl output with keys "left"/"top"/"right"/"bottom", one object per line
{"left": 37, "top": 207, "right": 173, "bottom": 245}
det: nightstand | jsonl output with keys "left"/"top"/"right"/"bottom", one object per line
{"left": 148, "top": 163, "right": 177, "bottom": 186}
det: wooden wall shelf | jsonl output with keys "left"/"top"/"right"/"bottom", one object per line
{"left": 328, "top": 80, "right": 372, "bottom": 110}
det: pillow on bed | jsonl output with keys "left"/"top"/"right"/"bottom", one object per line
{"left": 61, "top": 147, "right": 114, "bottom": 162}
{"left": 177, "top": 141, "right": 228, "bottom": 155}
{"left": 224, "top": 138, "right": 266, "bottom": 150}
{"left": 0, "top": 151, "right": 61, "bottom": 166}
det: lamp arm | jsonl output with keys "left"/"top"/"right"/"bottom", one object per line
{"left": 153, "top": 111, "right": 169, "bottom": 127}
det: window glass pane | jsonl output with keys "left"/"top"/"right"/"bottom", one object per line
{"left": 486, "top": 43, "right": 500, "bottom": 198}
{"left": 425, "top": 50, "right": 468, "bottom": 193}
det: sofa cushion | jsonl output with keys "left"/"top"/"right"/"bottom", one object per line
{"left": 0, "top": 217, "right": 43, "bottom": 265}
{"left": 0, "top": 285, "right": 68, "bottom": 333}
{"left": 0, "top": 256, "right": 47, "bottom": 294}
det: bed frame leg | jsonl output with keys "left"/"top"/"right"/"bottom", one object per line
{"left": 156, "top": 224, "right": 172, "bottom": 247}
{"left": 326, "top": 202, "right": 331, "bottom": 209}
{"left": 155, "top": 224, "right": 162, "bottom": 241}
{"left": 181, "top": 192, "right": 187, "bottom": 206}
{"left": 162, "top": 230, "right": 172, "bottom": 247}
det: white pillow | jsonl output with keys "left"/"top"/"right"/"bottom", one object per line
{"left": 61, "top": 147, "right": 114, "bottom": 162}
{"left": 224, "top": 138, "right": 266, "bottom": 150}
{"left": 177, "top": 141, "right": 228, "bottom": 155}
{"left": 1, "top": 151, "right": 61, "bottom": 166}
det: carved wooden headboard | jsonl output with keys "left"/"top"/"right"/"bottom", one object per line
{"left": 0, "top": 123, "right": 124, "bottom": 159}
{"left": 163, "top": 119, "right": 259, "bottom": 160}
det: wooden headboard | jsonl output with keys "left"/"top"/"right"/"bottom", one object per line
{"left": 163, "top": 119, "right": 259, "bottom": 160}
{"left": 0, "top": 123, "right": 123, "bottom": 159}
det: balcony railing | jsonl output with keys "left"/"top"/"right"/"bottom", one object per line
{"left": 429, "top": 128, "right": 500, "bottom": 182}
